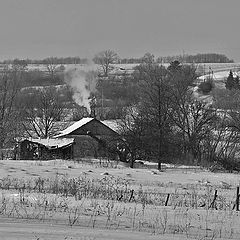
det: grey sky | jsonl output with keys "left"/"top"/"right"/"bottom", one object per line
{"left": 0, "top": 0, "right": 239, "bottom": 61}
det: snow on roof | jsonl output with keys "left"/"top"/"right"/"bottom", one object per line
{"left": 54, "top": 117, "right": 94, "bottom": 138}
{"left": 54, "top": 118, "right": 121, "bottom": 138}
{"left": 101, "top": 119, "right": 121, "bottom": 133}
{"left": 23, "top": 138, "right": 74, "bottom": 149}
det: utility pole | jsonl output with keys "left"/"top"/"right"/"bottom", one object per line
{"left": 101, "top": 79, "right": 104, "bottom": 120}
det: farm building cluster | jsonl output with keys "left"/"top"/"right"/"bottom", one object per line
{"left": 14, "top": 118, "right": 126, "bottom": 161}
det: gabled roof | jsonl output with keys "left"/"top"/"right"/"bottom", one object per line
{"left": 101, "top": 119, "right": 121, "bottom": 133}
{"left": 20, "top": 138, "right": 74, "bottom": 149}
{"left": 54, "top": 117, "right": 95, "bottom": 138}
{"left": 54, "top": 117, "right": 120, "bottom": 138}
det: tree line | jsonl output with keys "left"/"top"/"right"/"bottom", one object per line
{"left": 121, "top": 53, "right": 234, "bottom": 64}
{"left": 1, "top": 57, "right": 89, "bottom": 65}
{"left": 0, "top": 52, "right": 233, "bottom": 66}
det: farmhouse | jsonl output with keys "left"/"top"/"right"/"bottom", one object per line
{"left": 16, "top": 138, "right": 74, "bottom": 160}
{"left": 54, "top": 117, "right": 123, "bottom": 159}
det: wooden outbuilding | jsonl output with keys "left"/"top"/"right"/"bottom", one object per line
{"left": 16, "top": 138, "right": 75, "bottom": 160}
{"left": 54, "top": 117, "right": 123, "bottom": 159}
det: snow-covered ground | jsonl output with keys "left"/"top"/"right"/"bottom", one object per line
{"left": 193, "top": 67, "right": 240, "bottom": 104}
{"left": 1, "top": 159, "right": 240, "bottom": 239}
{"left": 199, "top": 70, "right": 239, "bottom": 81}
{"left": 25, "top": 62, "right": 240, "bottom": 73}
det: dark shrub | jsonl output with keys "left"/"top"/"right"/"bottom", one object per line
{"left": 198, "top": 78, "right": 214, "bottom": 94}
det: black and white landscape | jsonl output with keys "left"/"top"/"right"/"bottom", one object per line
{"left": 0, "top": 1, "right": 240, "bottom": 239}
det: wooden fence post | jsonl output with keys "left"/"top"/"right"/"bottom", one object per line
{"left": 129, "top": 189, "right": 134, "bottom": 202}
{"left": 209, "top": 190, "right": 218, "bottom": 209}
{"left": 236, "top": 186, "right": 239, "bottom": 211}
{"left": 232, "top": 186, "right": 240, "bottom": 211}
{"left": 165, "top": 193, "right": 170, "bottom": 206}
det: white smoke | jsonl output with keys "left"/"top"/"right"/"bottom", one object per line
{"left": 64, "top": 67, "right": 97, "bottom": 112}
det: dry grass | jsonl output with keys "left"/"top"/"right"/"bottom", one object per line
{"left": 1, "top": 159, "right": 240, "bottom": 239}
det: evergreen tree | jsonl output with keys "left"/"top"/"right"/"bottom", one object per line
{"left": 225, "top": 71, "right": 235, "bottom": 90}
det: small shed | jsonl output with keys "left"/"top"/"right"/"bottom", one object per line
{"left": 16, "top": 138, "right": 75, "bottom": 160}
{"left": 54, "top": 117, "right": 123, "bottom": 159}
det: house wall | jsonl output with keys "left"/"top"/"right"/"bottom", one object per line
{"left": 39, "top": 145, "right": 73, "bottom": 160}
{"left": 19, "top": 140, "right": 36, "bottom": 160}
{"left": 17, "top": 140, "right": 74, "bottom": 160}
{"left": 72, "top": 135, "right": 98, "bottom": 158}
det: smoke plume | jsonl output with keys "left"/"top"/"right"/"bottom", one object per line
{"left": 64, "top": 67, "right": 97, "bottom": 112}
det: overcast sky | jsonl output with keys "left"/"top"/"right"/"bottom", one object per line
{"left": 0, "top": 0, "right": 240, "bottom": 61}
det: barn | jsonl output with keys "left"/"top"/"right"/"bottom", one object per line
{"left": 54, "top": 117, "right": 123, "bottom": 159}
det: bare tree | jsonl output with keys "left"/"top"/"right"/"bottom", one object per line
{"left": 21, "top": 87, "right": 66, "bottom": 138}
{"left": 118, "top": 105, "right": 148, "bottom": 168}
{"left": 201, "top": 111, "right": 240, "bottom": 170}
{"left": 44, "top": 57, "right": 58, "bottom": 81}
{"left": 201, "top": 88, "right": 240, "bottom": 170}
{"left": 133, "top": 60, "right": 172, "bottom": 170}
{"left": 0, "top": 66, "right": 21, "bottom": 148}
{"left": 171, "top": 99, "right": 218, "bottom": 164}
{"left": 213, "top": 88, "right": 240, "bottom": 133}
{"left": 12, "top": 58, "right": 28, "bottom": 72}
{"left": 141, "top": 52, "right": 155, "bottom": 64}
{"left": 93, "top": 50, "right": 119, "bottom": 77}
{"left": 129, "top": 60, "right": 198, "bottom": 168}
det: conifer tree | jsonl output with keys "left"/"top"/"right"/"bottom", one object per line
{"left": 225, "top": 70, "right": 235, "bottom": 90}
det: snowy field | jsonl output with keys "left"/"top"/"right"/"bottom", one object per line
{"left": 25, "top": 62, "right": 240, "bottom": 73}
{"left": 1, "top": 160, "right": 240, "bottom": 239}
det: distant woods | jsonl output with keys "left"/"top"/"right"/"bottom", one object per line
{"left": 121, "top": 53, "right": 234, "bottom": 64}
{"left": 0, "top": 53, "right": 234, "bottom": 65}
{"left": 1, "top": 57, "right": 89, "bottom": 65}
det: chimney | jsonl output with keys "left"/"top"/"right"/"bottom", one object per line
{"left": 89, "top": 95, "right": 97, "bottom": 118}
